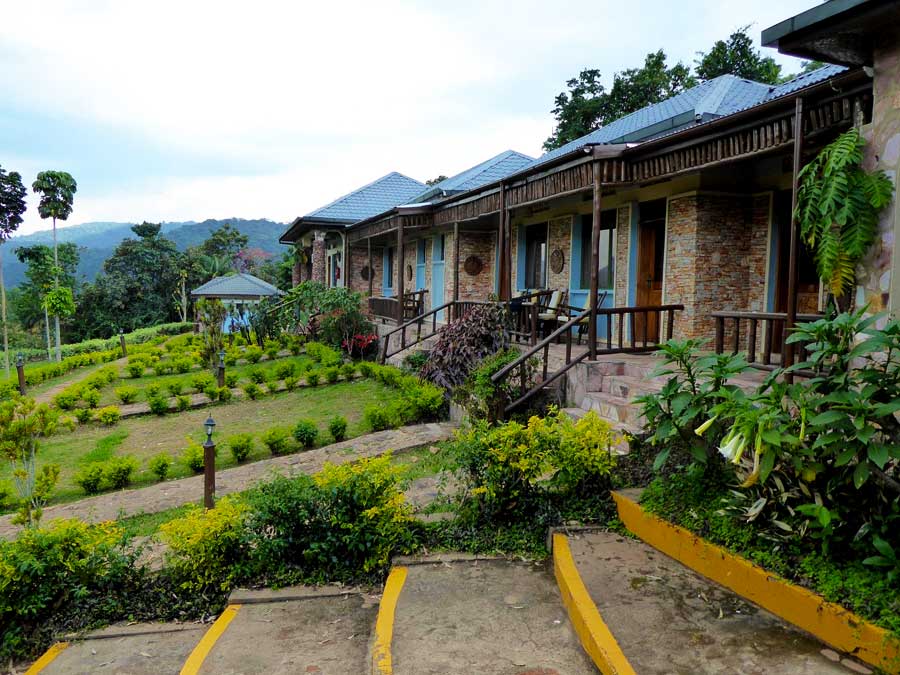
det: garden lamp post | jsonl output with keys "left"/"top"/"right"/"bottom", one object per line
{"left": 217, "top": 350, "right": 226, "bottom": 388}
{"left": 15, "top": 353, "right": 25, "bottom": 395}
{"left": 119, "top": 329, "right": 127, "bottom": 357}
{"left": 203, "top": 415, "right": 217, "bottom": 509}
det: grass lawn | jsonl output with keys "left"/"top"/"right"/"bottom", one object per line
{"left": 0, "top": 378, "right": 401, "bottom": 507}
{"left": 94, "top": 354, "right": 313, "bottom": 406}
{"left": 25, "top": 359, "right": 121, "bottom": 400}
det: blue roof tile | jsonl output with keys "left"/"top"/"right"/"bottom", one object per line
{"left": 413, "top": 150, "right": 534, "bottom": 202}
{"left": 191, "top": 273, "right": 284, "bottom": 298}
{"left": 305, "top": 172, "right": 425, "bottom": 222}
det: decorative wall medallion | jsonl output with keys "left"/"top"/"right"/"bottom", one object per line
{"left": 550, "top": 249, "right": 565, "bottom": 274}
{"left": 464, "top": 255, "right": 483, "bottom": 276}
{"left": 360, "top": 265, "right": 370, "bottom": 281}
{"left": 407, "top": 264, "right": 414, "bottom": 281}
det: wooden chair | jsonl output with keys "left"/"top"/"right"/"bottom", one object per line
{"left": 556, "top": 290, "right": 610, "bottom": 344}
{"left": 536, "top": 290, "right": 567, "bottom": 339}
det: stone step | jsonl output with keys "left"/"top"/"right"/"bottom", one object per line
{"left": 389, "top": 557, "right": 595, "bottom": 674}
{"left": 579, "top": 392, "right": 645, "bottom": 427}
{"left": 564, "top": 531, "right": 863, "bottom": 675}
{"left": 600, "top": 373, "right": 665, "bottom": 400}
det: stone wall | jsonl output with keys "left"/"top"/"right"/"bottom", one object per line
{"left": 615, "top": 205, "right": 631, "bottom": 307}
{"left": 547, "top": 216, "right": 572, "bottom": 292}
{"left": 456, "top": 231, "right": 496, "bottom": 301}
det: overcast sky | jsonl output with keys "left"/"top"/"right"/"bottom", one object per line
{"left": 1, "top": 0, "right": 820, "bottom": 235}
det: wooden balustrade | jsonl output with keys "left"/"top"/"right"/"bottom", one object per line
{"left": 711, "top": 311, "right": 824, "bottom": 371}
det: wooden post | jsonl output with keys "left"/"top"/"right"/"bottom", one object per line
{"left": 217, "top": 350, "right": 225, "bottom": 388}
{"left": 453, "top": 222, "right": 460, "bottom": 318}
{"left": 341, "top": 233, "right": 348, "bottom": 289}
{"left": 367, "top": 238, "right": 373, "bottom": 297}
{"left": 783, "top": 97, "right": 804, "bottom": 382}
{"left": 203, "top": 438, "right": 216, "bottom": 509}
{"left": 589, "top": 160, "right": 602, "bottom": 359}
{"left": 397, "top": 218, "right": 405, "bottom": 323}
{"left": 118, "top": 330, "right": 127, "bottom": 357}
{"left": 499, "top": 182, "right": 511, "bottom": 301}
{"left": 15, "top": 353, "right": 25, "bottom": 396}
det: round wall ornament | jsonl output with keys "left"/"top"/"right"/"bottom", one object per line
{"left": 407, "top": 264, "right": 414, "bottom": 281}
{"left": 550, "top": 249, "right": 565, "bottom": 274}
{"left": 464, "top": 255, "right": 483, "bottom": 276}
{"left": 360, "top": 265, "right": 370, "bottom": 281}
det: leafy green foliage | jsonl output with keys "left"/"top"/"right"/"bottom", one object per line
{"left": 695, "top": 26, "right": 782, "bottom": 83}
{"left": 181, "top": 441, "right": 208, "bottom": 474}
{"left": 0, "top": 165, "right": 27, "bottom": 242}
{"left": 328, "top": 415, "right": 348, "bottom": 442}
{"left": 95, "top": 406, "right": 121, "bottom": 426}
{"left": 147, "top": 395, "right": 169, "bottom": 415}
{"left": 454, "top": 348, "right": 535, "bottom": 422}
{"left": 149, "top": 453, "right": 172, "bottom": 481}
{"left": 796, "top": 128, "right": 894, "bottom": 300}
{"left": 242, "top": 382, "right": 262, "bottom": 400}
{"left": 292, "top": 419, "right": 318, "bottom": 448}
{"left": 114, "top": 385, "right": 139, "bottom": 404}
{"left": 262, "top": 427, "right": 291, "bottom": 455}
{"left": 227, "top": 434, "right": 254, "bottom": 463}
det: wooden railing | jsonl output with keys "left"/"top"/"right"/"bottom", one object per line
{"left": 711, "top": 311, "right": 824, "bottom": 372}
{"left": 491, "top": 304, "right": 684, "bottom": 415}
{"left": 369, "top": 296, "right": 399, "bottom": 320}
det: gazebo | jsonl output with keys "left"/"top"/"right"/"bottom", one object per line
{"left": 191, "top": 273, "right": 284, "bottom": 333}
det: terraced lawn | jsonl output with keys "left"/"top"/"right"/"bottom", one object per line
{"left": 1, "top": 378, "right": 400, "bottom": 506}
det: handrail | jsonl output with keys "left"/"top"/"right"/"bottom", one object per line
{"left": 378, "top": 300, "right": 467, "bottom": 363}
{"left": 711, "top": 310, "right": 824, "bottom": 374}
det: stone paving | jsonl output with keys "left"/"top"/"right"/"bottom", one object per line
{"left": 0, "top": 422, "right": 457, "bottom": 539}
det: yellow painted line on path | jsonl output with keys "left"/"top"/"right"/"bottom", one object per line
{"left": 372, "top": 566, "right": 408, "bottom": 674}
{"left": 24, "top": 642, "right": 69, "bottom": 674}
{"left": 613, "top": 490, "right": 900, "bottom": 674}
{"left": 552, "top": 533, "right": 637, "bottom": 675}
{"left": 180, "top": 604, "right": 241, "bottom": 675}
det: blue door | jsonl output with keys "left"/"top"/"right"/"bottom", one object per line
{"left": 571, "top": 213, "right": 616, "bottom": 338}
{"left": 383, "top": 247, "right": 395, "bottom": 298}
{"left": 416, "top": 240, "right": 427, "bottom": 292}
{"left": 432, "top": 236, "right": 445, "bottom": 320}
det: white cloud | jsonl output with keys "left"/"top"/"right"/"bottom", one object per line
{"left": 1, "top": 0, "right": 819, "bottom": 234}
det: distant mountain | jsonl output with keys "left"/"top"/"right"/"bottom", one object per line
{"left": 2, "top": 218, "right": 289, "bottom": 288}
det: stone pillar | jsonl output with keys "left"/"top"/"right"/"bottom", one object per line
{"left": 291, "top": 247, "right": 302, "bottom": 287}
{"left": 311, "top": 231, "right": 327, "bottom": 284}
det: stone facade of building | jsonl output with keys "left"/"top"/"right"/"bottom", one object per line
{"left": 614, "top": 205, "right": 632, "bottom": 308}
{"left": 547, "top": 216, "right": 572, "bottom": 293}
{"left": 454, "top": 231, "right": 496, "bottom": 301}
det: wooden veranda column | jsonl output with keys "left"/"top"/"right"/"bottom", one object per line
{"left": 453, "top": 221, "right": 460, "bottom": 317}
{"left": 589, "top": 160, "right": 602, "bottom": 360}
{"left": 783, "top": 97, "right": 805, "bottom": 382}
{"left": 396, "top": 218, "right": 405, "bottom": 323}
{"left": 499, "top": 182, "right": 511, "bottom": 301}
{"left": 367, "top": 238, "right": 373, "bottom": 297}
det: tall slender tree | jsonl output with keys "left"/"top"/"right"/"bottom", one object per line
{"left": 0, "top": 166, "right": 27, "bottom": 377}
{"left": 31, "top": 171, "right": 76, "bottom": 362}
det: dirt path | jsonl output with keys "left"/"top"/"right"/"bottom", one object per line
{"left": 32, "top": 355, "right": 129, "bottom": 405}
{"left": 0, "top": 422, "right": 457, "bottom": 540}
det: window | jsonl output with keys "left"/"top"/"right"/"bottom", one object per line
{"left": 579, "top": 210, "right": 616, "bottom": 289}
{"left": 385, "top": 247, "right": 395, "bottom": 289}
{"left": 435, "top": 235, "right": 446, "bottom": 262}
{"left": 524, "top": 223, "right": 548, "bottom": 289}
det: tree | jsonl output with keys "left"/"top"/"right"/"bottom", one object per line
{"left": 31, "top": 170, "right": 77, "bottom": 362}
{"left": 544, "top": 51, "right": 695, "bottom": 151}
{"left": 425, "top": 175, "right": 448, "bottom": 187}
{"left": 14, "top": 244, "right": 79, "bottom": 356}
{"left": 795, "top": 128, "right": 894, "bottom": 309}
{"left": 0, "top": 166, "right": 27, "bottom": 377}
{"left": 199, "top": 223, "right": 248, "bottom": 261}
{"left": 695, "top": 26, "right": 782, "bottom": 84}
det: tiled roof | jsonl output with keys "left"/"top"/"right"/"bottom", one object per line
{"left": 413, "top": 150, "right": 535, "bottom": 202}
{"left": 304, "top": 172, "right": 426, "bottom": 223}
{"left": 531, "top": 66, "right": 846, "bottom": 169}
{"left": 191, "top": 273, "right": 284, "bottom": 298}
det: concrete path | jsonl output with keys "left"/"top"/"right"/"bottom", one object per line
{"left": 0, "top": 422, "right": 457, "bottom": 539}
{"left": 391, "top": 556, "right": 596, "bottom": 674}
{"left": 37, "top": 622, "right": 206, "bottom": 674}
{"left": 566, "top": 531, "right": 865, "bottom": 674}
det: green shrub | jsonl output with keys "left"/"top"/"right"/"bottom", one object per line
{"left": 53, "top": 388, "right": 81, "bottom": 411}
{"left": 225, "top": 372, "right": 239, "bottom": 388}
{"left": 305, "top": 341, "right": 341, "bottom": 366}
{"left": 283, "top": 375, "right": 298, "bottom": 392}
{"left": 103, "top": 456, "right": 138, "bottom": 490}
{"left": 324, "top": 367, "right": 340, "bottom": 384}
{"left": 292, "top": 419, "right": 318, "bottom": 448}
{"left": 275, "top": 362, "right": 296, "bottom": 380}
{"left": 244, "top": 346, "right": 263, "bottom": 364}
{"left": 148, "top": 395, "right": 169, "bottom": 415}
{"left": 81, "top": 387, "right": 101, "bottom": 409}
{"left": 455, "top": 348, "right": 528, "bottom": 422}
{"left": 114, "top": 386, "right": 139, "bottom": 405}
{"left": 248, "top": 367, "right": 266, "bottom": 384}
{"left": 305, "top": 371, "right": 320, "bottom": 387}
{"left": 358, "top": 362, "right": 374, "bottom": 378}
{"left": 173, "top": 358, "right": 192, "bottom": 374}
{"left": 263, "top": 379, "right": 280, "bottom": 394}
{"left": 402, "top": 350, "right": 429, "bottom": 373}
{"left": 242, "top": 382, "right": 262, "bottom": 400}
{"left": 74, "top": 408, "right": 94, "bottom": 425}
{"left": 0, "top": 520, "right": 138, "bottom": 662}
{"left": 365, "top": 404, "right": 393, "bottom": 431}
{"left": 182, "top": 442, "right": 206, "bottom": 474}
{"left": 145, "top": 382, "right": 162, "bottom": 398}
{"left": 203, "top": 384, "right": 219, "bottom": 400}
{"left": 149, "top": 453, "right": 172, "bottom": 481}
{"left": 262, "top": 427, "right": 291, "bottom": 455}
{"left": 126, "top": 363, "right": 144, "bottom": 378}
{"left": 228, "top": 434, "right": 254, "bottom": 462}
{"left": 191, "top": 372, "right": 214, "bottom": 392}
{"left": 328, "top": 415, "right": 348, "bottom": 442}
{"left": 224, "top": 349, "right": 238, "bottom": 367}
{"left": 340, "top": 362, "right": 356, "bottom": 380}
{"left": 95, "top": 406, "right": 121, "bottom": 426}
{"left": 160, "top": 497, "right": 248, "bottom": 593}
{"left": 167, "top": 380, "right": 184, "bottom": 397}
{"left": 153, "top": 362, "right": 173, "bottom": 376}
{"left": 176, "top": 395, "right": 191, "bottom": 411}
{"left": 74, "top": 463, "right": 105, "bottom": 494}
{"left": 217, "top": 386, "right": 233, "bottom": 402}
